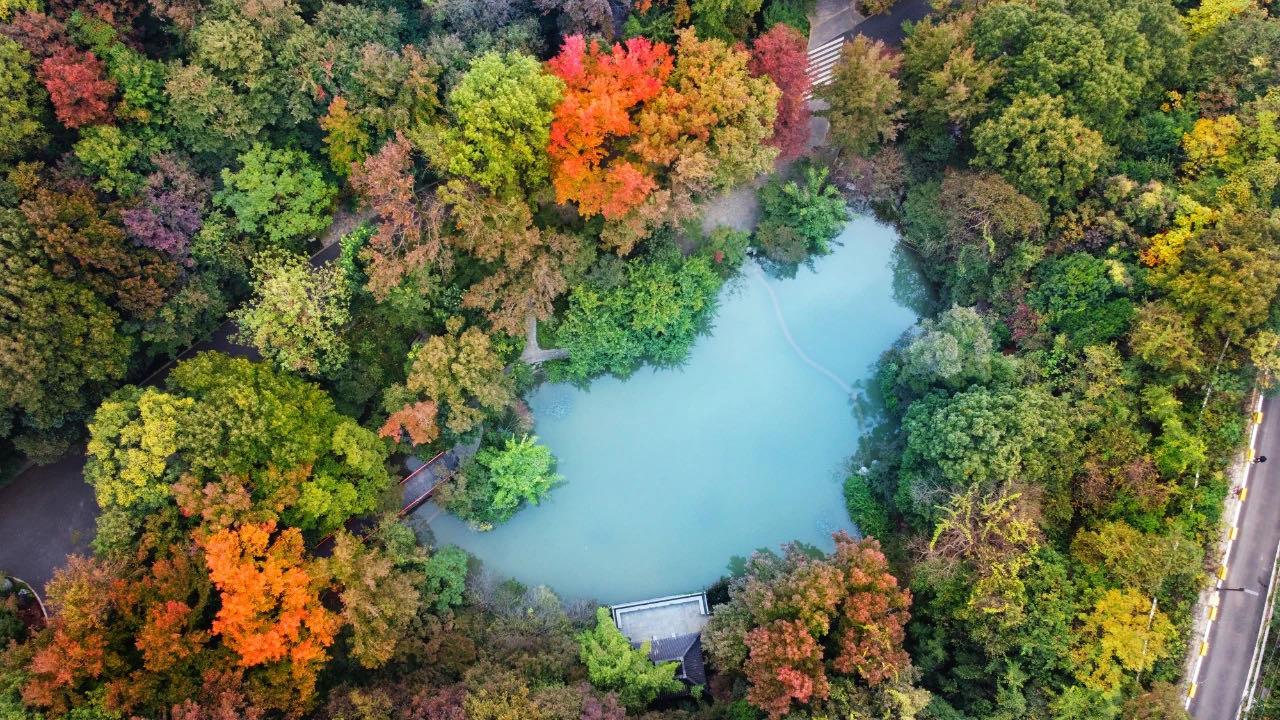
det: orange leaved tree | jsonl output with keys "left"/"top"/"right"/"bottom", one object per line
{"left": 202, "top": 521, "right": 339, "bottom": 702}
{"left": 546, "top": 34, "right": 673, "bottom": 221}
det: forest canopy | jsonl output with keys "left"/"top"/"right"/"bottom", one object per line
{"left": 1, "top": 0, "right": 1278, "bottom": 717}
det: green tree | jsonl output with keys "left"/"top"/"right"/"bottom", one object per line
{"left": 345, "top": 45, "right": 440, "bottom": 138}
{"left": 0, "top": 211, "right": 133, "bottom": 455}
{"left": 0, "top": 0, "right": 36, "bottom": 21}
{"left": 329, "top": 532, "right": 422, "bottom": 669}
{"left": 898, "top": 384, "right": 1076, "bottom": 528}
{"left": 1127, "top": 301, "right": 1205, "bottom": 385}
{"left": 85, "top": 386, "right": 194, "bottom": 514}
{"left": 171, "top": 0, "right": 312, "bottom": 151}
{"left": 320, "top": 96, "right": 371, "bottom": 177}
{"left": 1030, "top": 252, "right": 1133, "bottom": 347}
{"left": 754, "top": 163, "right": 849, "bottom": 264}
{"left": 233, "top": 250, "right": 352, "bottom": 377}
{"left": 970, "top": 0, "right": 1187, "bottom": 139}
{"left": 442, "top": 435, "right": 562, "bottom": 530}
{"left": 553, "top": 256, "right": 724, "bottom": 381}
{"left": 972, "top": 94, "right": 1109, "bottom": 209}
{"left": 0, "top": 37, "right": 47, "bottom": 163}
{"left": 1155, "top": 212, "right": 1280, "bottom": 344}
{"left": 923, "top": 170, "right": 1044, "bottom": 305}
{"left": 901, "top": 19, "right": 999, "bottom": 147}
{"left": 1188, "top": 7, "right": 1280, "bottom": 105}
{"left": 463, "top": 668, "right": 549, "bottom": 720}
{"left": 215, "top": 143, "right": 337, "bottom": 248}
{"left": 1070, "top": 521, "right": 1200, "bottom": 595}
{"left": 895, "top": 306, "right": 1001, "bottom": 394}
{"left": 427, "top": 52, "right": 562, "bottom": 196}
{"left": 691, "top": 0, "right": 762, "bottom": 40}
{"left": 72, "top": 124, "right": 146, "bottom": 196}
{"left": 1141, "top": 384, "right": 1208, "bottom": 478}
{"left": 578, "top": 607, "right": 683, "bottom": 711}
{"left": 421, "top": 545, "right": 469, "bottom": 613}
{"left": 818, "top": 35, "right": 903, "bottom": 157}
{"left": 164, "top": 64, "right": 262, "bottom": 156}
{"left": 165, "top": 353, "right": 392, "bottom": 533}
{"left": 382, "top": 316, "right": 513, "bottom": 440}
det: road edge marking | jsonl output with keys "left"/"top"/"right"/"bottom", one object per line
{"left": 1235, "top": 393, "right": 1277, "bottom": 719}
{"left": 1187, "top": 392, "right": 1265, "bottom": 712}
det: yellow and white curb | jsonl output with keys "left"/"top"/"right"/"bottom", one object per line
{"left": 1185, "top": 394, "right": 1265, "bottom": 711}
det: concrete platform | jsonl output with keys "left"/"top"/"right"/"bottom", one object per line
{"left": 612, "top": 592, "right": 711, "bottom": 642}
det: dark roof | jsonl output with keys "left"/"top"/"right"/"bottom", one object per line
{"left": 681, "top": 637, "right": 707, "bottom": 686}
{"left": 638, "top": 633, "right": 706, "bottom": 687}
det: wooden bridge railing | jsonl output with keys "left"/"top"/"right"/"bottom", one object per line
{"left": 313, "top": 449, "right": 453, "bottom": 551}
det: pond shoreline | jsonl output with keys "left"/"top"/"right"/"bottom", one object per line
{"left": 416, "top": 216, "right": 920, "bottom": 603}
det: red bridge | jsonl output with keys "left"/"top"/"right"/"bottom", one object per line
{"left": 314, "top": 450, "right": 459, "bottom": 553}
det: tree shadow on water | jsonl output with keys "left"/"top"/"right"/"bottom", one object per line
{"left": 891, "top": 244, "right": 941, "bottom": 318}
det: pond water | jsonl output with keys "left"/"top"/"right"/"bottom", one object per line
{"left": 418, "top": 216, "right": 920, "bottom": 603}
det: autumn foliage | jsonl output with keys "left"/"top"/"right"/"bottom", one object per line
{"left": 202, "top": 522, "right": 339, "bottom": 672}
{"left": 546, "top": 35, "right": 673, "bottom": 220}
{"left": 439, "top": 180, "right": 581, "bottom": 335}
{"left": 23, "top": 557, "right": 123, "bottom": 713}
{"left": 705, "top": 533, "right": 912, "bottom": 719}
{"left": 18, "top": 173, "right": 179, "bottom": 318}
{"left": 743, "top": 620, "right": 829, "bottom": 718}
{"left": 22, "top": 550, "right": 218, "bottom": 716}
{"left": 122, "top": 154, "right": 210, "bottom": 260}
{"left": 38, "top": 46, "right": 116, "bottom": 129}
{"left": 750, "top": 24, "right": 812, "bottom": 161}
{"left": 379, "top": 399, "right": 440, "bottom": 446}
{"left": 350, "top": 133, "right": 446, "bottom": 300}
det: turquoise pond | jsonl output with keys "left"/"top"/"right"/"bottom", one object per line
{"left": 417, "top": 216, "right": 922, "bottom": 603}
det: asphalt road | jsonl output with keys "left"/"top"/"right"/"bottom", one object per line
{"left": 0, "top": 239, "right": 344, "bottom": 593}
{"left": 1191, "top": 393, "right": 1280, "bottom": 720}
{"left": 856, "top": 0, "right": 931, "bottom": 46}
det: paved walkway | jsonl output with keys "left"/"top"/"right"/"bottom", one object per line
{"left": 700, "top": 184, "right": 761, "bottom": 235}
{"left": 519, "top": 313, "right": 569, "bottom": 364}
{"left": 809, "top": 0, "right": 864, "bottom": 50}
{"left": 0, "top": 209, "right": 368, "bottom": 593}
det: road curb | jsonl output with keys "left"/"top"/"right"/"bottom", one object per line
{"left": 1184, "top": 391, "right": 1265, "bottom": 712}
{"left": 1242, "top": 549, "right": 1280, "bottom": 717}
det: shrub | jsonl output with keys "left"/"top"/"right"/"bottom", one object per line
{"left": 441, "top": 435, "right": 562, "bottom": 530}
{"left": 753, "top": 163, "right": 849, "bottom": 264}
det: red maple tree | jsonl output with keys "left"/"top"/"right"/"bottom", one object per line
{"left": 829, "top": 534, "right": 911, "bottom": 686}
{"left": 744, "top": 619, "right": 830, "bottom": 720}
{"left": 546, "top": 34, "right": 673, "bottom": 220}
{"left": 750, "top": 24, "right": 812, "bottom": 161}
{"left": 38, "top": 46, "right": 116, "bottom": 129}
